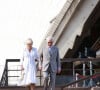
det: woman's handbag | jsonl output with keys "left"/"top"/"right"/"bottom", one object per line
{"left": 17, "top": 70, "right": 25, "bottom": 86}
{"left": 20, "top": 70, "right": 25, "bottom": 80}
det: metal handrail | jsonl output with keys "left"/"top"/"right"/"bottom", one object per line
{"left": 61, "top": 72, "right": 100, "bottom": 90}
{"left": 0, "top": 62, "right": 8, "bottom": 87}
{"left": 0, "top": 58, "right": 100, "bottom": 87}
{"left": 0, "top": 59, "right": 43, "bottom": 87}
{"left": 61, "top": 58, "right": 100, "bottom": 62}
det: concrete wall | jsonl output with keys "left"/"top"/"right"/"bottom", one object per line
{"left": 54, "top": 0, "right": 99, "bottom": 58}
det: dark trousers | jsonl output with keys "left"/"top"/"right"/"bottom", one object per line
{"left": 43, "top": 66, "right": 56, "bottom": 90}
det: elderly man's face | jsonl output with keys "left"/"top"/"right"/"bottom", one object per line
{"left": 48, "top": 40, "right": 53, "bottom": 47}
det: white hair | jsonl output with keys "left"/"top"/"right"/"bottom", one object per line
{"left": 25, "top": 38, "right": 33, "bottom": 44}
{"left": 46, "top": 36, "right": 54, "bottom": 42}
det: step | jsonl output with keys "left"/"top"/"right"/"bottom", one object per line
{"left": 0, "top": 86, "right": 100, "bottom": 90}
{"left": 63, "top": 87, "right": 100, "bottom": 90}
{"left": 63, "top": 87, "right": 90, "bottom": 90}
{"left": 92, "top": 87, "right": 100, "bottom": 90}
{"left": 0, "top": 86, "right": 28, "bottom": 90}
{"left": 0, "top": 86, "right": 61, "bottom": 90}
{"left": 35, "top": 87, "right": 61, "bottom": 90}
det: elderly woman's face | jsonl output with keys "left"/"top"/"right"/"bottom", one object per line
{"left": 26, "top": 40, "right": 33, "bottom": 50}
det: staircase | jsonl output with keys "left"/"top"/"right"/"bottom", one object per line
{"left": 0, "top": 86, "right": 28, "bottom": 90}
{"left": 0, "top": 59, "right": 100, "bottom": 90}
{"left": 0, "top": 86, "right": 61, "bottom": 90}
{"left": 0, "top": 86, "right": 100, "bottom": 90}
{"left": 63, "top": 87, "right": 100, "bottom": 90}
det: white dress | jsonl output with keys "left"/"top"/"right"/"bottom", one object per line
{"left": 19, "top": 47, "right": 39, "bottom": 86}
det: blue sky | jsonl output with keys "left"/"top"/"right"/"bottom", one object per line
{"left": 0, "top": 0, "right": 66, "bottom": 66}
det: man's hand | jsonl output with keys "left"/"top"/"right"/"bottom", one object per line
{"left": 38, "top": 67, "right": 42, "bottom": 71}
{"left": 57, "top": 68, "right": 61, "bottom": 74}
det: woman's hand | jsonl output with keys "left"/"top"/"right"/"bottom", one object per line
{"left": 21, "top": 65, "right": 24, "bottom": 71}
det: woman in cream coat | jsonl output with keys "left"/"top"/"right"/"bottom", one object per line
{"left": 20, "top": 38, "right": 40, "bottom": 90}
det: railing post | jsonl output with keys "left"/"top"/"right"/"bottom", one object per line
{"left": 73, "top": 62, "right": 75, "bottom": 78}
{"left": 75, "top": 73, "right": 79, "bottom": 87}
{"left": 40, "top": 70, "right": 42, "bottom": 86}
{"left": 89, "top": 60, "right": 94, "bottom": 86}
{"left": 0, "top": 61, "right": 8, "bottom": 87}
{"left": 83, "top": 61, "right": 86, "bottom": 87}
{"left": 6, "top": 61, "right": 8, "bottom": 86}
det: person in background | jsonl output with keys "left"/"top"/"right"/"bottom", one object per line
{"left": 39, "top": 36, "right": 61, "bottom": 90}
{"left": 20, "top": 38, "right": 40, "bottom": 90}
